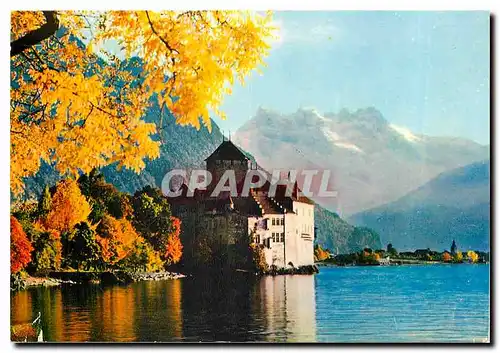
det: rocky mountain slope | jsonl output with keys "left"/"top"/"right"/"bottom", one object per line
{"left": 233, "top": 107, "right": 489, "bottom": 216}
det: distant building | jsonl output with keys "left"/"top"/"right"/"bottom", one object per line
{"left": 379, "top": 257, "right": 390, "bottom": 265}
{"left": 168, "top": 140, "right": 315, "bottom": 269}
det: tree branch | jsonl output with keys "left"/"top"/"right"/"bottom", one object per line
{"left": 11, "top": 11, "right": 60, "bottom": 57}
{"left": 145, "top": 11, "right": 179, "bottom": 55}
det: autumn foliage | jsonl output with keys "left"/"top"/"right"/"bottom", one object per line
{"left": 11, "top": 216, "right": 33, "bottom": 274}
{"left": 10, "top": 11, "right": 274, "bottom": 194}
{"left": 131, "top": 186, "right": 183, "bottom": 265}
{"left": 164, "top": 217, "right": 183, "bottom": 265}
{"left": 467, "top": 250, "right": 479, "bottom": 263}
{"left": 44, "top": 179, "right": 91, "bottom": 232}
{"left": 314, "top": 245, "right": 330, "bottom": 262}
{"left": 97, "top": 215, "right": 140, "bottom": 265}
{"left": 442, "top": 252, "right": 452, "bottom": 262}
{"left": 11, "top": 171, "right": 183, "bottom": 275}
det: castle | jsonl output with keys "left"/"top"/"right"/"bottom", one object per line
{"left": 167, "top": 139, "right": 315, "bottom": 270}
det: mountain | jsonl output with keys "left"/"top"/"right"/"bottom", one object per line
{"left": 233, "top": 107, "right": 489, "bottom": 216}
{"left": 19, "top": 104, "right": 378, "bottom": 253}
{"left": 350, "top": 161, "right": 490, "bottom": 252}
{"left": 315, "top": 207, "right": 381, "bottom": 253}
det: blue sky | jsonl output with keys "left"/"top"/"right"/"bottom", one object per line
{"left": 216, "top": 11, "right": 490, "bottom": 145}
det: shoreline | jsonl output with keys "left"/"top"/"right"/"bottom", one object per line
{"left": 316, "top": 260, "right": 490, "bottom": 267}
{"left": 12, "top": 265, "right": 320, "bottom": 291}
{"left": 11, "top": 271, "right": 186, "bottom": 291}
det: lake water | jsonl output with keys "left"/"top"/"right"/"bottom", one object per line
{"left": 11, "top": 264, "right": 490, "bottom": 343}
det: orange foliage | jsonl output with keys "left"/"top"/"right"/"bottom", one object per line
{"left": 97, "top": 215, "right": 140, "bottom": 265}
{"left": 164, "top": 217, "right": 183, "bottom": 265}
{"left": 442, "top": 252, "right": 452, "bottom": 262}
{"left": 44, "top": 179, "right": 91, "bottom": 232}
{"left": 47, "top": 229, "right": 63, "bottom": 270}
{"left": 314, "top": 245, "right": 330, "bottom": 261}
{"left": 373, "top": 252, "right": 381, "bottom": 261}
{"left": 11, "top": 216, "right": 33, "bottom": 273}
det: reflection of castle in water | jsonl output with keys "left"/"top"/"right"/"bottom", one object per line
{"left": 11, "top": 274, "right": 316, "bottom": 342}
{"left": 255, "top": 275, "right": 316, "bottom": 342}
{"left": 181, "top": 274, "right": 316, "bottom": 342}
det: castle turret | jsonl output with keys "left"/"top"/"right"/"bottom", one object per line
{"left": 205, "top": 140, "right": 249, "bottom": 190}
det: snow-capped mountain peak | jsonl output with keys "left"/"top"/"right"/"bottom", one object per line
{"left": 389, "top": 124, "right": 422, "bottom": 143}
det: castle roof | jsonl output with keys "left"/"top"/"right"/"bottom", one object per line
{"left": 204, "top": 140, "right": 249, "bottom": 161}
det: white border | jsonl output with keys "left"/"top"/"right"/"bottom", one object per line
{"left": 2, "top": 1, "right": 497, "bottom": 352}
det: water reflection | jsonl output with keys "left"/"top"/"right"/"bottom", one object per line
{"left": 10, "top": 274, "right": 317, "bottom": 342}
{"left": 256, "top": 276, "right": 316, "bottom": 342}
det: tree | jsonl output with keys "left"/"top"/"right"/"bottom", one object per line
{"left": 11, "top": 216, "right": 34, "bottom": 274}
{"left": 118, "top": 238, "right": 164, "bottom": 272}
{"left": 164, "top": 217, "right": 183, "bottom": 265}
{"left": 78, "top": 170, "right": 133, "bottom": 222}
{"left": 454, "top": 251, "right": 463, "bottom": 263}
{"left": 314, "top": 244, "right": 330, "bottom": 262}
{"left": 386, "top": 243, "right": 397, "bottom": 256}
{"left": 250, "top": 243, "right": 268, "bottom": 274}
{"left": 450, "top": 240, "right": 457, "bottom": 256}
{"left": 442, "top": 252, "right": 452, "bottom": 262}
{"left": 10, "top": 11, "right": 274, "bottom": 194}
{"left": 96, "top": 215, "right": 139, "bottom": 266}
{"left": 132, "top": 186, "right": 182, "bottom": 262}
{"left": 31, "top": 229, "right": 63, "bottom": 273}
{"left": 65, "top": 222, "right": 102, "bottom": 271}
{"left": 44, "top": 179, "right": 91, "bottom": 232}
{"left": 467, "top": 250, "right": 479, "bottom": 263}
{"left": 37, "top": 185, "right": 52, "bottom": 218}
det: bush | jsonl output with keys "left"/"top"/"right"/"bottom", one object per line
{"left": 250, "top": 244, "right": 268, "bottom": 274}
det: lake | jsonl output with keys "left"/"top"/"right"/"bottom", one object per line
{"left": 10, "top": 264, "right": 490, "bottom": 343}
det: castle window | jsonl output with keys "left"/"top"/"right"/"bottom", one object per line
{"left": 280, "top": 233, "right": 285, "bottom": 242}
{"left": 272, "top": 233, "right": 276, "bottom": 242}
{"left": 255, "top": 234, "right": 260, "bottom": 244}
{"left": 272, "top": 218, "right": 276, "bottom": 226}
{"left": 280, "top": 218, "right": 284, "bottom": 226}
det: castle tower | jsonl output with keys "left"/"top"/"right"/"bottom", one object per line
{"left": 205, "top": 140, "right": 249, "bottom": 191}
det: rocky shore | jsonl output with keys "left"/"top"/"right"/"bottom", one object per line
{"left": 11, "top": 271, "right": 186, "bottom": 291}
{"left": 266, "top": 264, "right": 319, "bottom": 276}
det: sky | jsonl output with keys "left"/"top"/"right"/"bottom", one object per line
{"left": 215, "top": 11, "right": 490, "bottom": 145}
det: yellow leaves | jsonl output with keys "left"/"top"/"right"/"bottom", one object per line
{"left": 10, "top": 10, "right": 273, "bottom": 195}
{"left": 98, "top": 10, "right": 273, "bottom": 130}
{"left": 467, "top": 250, "right": 479, "bottom": 263}
{"left": 44, "top": 179, "right": 91, "bottom": 233}
{"left": 10, "top": 11, "right": 46, "bottom": 41}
